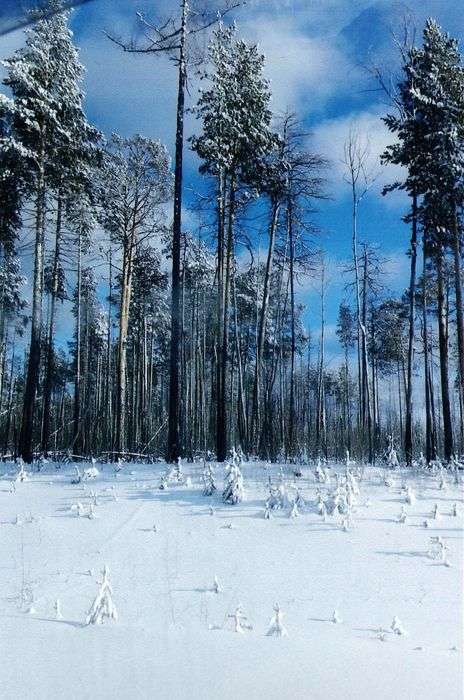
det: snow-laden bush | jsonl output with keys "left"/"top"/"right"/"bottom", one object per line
{"left": 86, "top": 566, "right": 118, "bottom": 625}
{"left": 398, "top": 506, "right": 407, "bottom": 524}
{"left": 15, "top": 459, "right": 28, "bottom": 483}
{"left": 405, "top": 486, "right": 415, "bottom": 505}
{"left": 222, "top": 461, "right": 244, "bottom": 505}
{"left": 391, "top": 616, "right": 406, "bottom": 635}
{"left": 266, "top": 603, "right": 288, "bottom": 637}
{"left": 228, "top": 605, "right": 249, "bottom": 633}
{"left": 202, "top": 461, "right": 217, "bottom": 496}
{"left": 264, "top": 473, "right": 290, "bottom": 512}
{"left": 82, "top": 466, "right": 99, "bottom": 481}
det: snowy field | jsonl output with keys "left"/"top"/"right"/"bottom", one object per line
{"left": 0, "top": 459, "right": 462, "bottom": 700}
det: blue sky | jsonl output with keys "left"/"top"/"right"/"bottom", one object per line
{"left": 1, "top": 0, "right": 463, "bottom": 365}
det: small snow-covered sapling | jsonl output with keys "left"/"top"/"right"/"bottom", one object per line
{"left": 289, "top": 501, "right": 299, "bottom": 518}
{"left": 202, "top": 461, "right": 217, "bottom": 496}
{"left": 341, "top": 512, "right": 353, "bottom": 531}
{"left": 391, "top": 616, "right": 406, "bottom": 636}
{"left": 332, "top": 610, "right": 342, "bottom": 624}
{"left": 321, "top": 501, "right": 328, "bottom": 522}
{"left": 405, "top": 486, "right": 415, "bottom": 505}
{"left": 432, "top": 504, "right": 440, "bottom": 520}
{"left": 71, "top": 466, "right": 82, "bottom": 484}
{"left": 15, "top": 459, "right": 28, "bottom": 483}
{"left": 398, "top": 506, "right": 407, "bottom": 524}
{"left": 295, "top": 489, "right": 305, "bottom": 509}
{"left": 86, "top": 566, "right": 118, "bottom": 625}
{"left": 452, "top": 503, "right": 458, "bottom": 517}
{"left": 170, "top": 457, "right": 183, "bottom": 483}
{"left": 228, "top": 605, "right": 249, "bottom": 633}
{"left": 266, "top": 603, "right": 288, "bottom": 637}
{"left": 212, "top": 576, "right": 221, "bottom": 594}
{"left": 222, "top": 462, "right": 244, "bottom": 505}
{"left": 54, "top": 599, "right": 63, "bottom": 620}
{"left": 82, "top": 465, "right": 99, "bottom": 482}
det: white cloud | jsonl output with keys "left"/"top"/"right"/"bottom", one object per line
{"left": 310, "top": 106, "right": 407, "bottom": 203}
{"left": 240, "top": 17, "right": 347, "bottom": 113}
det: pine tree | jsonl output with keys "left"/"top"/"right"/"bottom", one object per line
{"left": 2, "top": 0, "right": 99, "bottom": 461}
{"left": 99, "top": 135, "right": 171, "bottom": 456}
{"left": 191, "top": 23, "right": 277, "bottom": 460}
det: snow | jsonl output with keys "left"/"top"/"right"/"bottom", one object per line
{"left": 0, "top": 460, "right": 462, "bottom": 700}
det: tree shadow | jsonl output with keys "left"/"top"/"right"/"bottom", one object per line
{"left": 376, "top": 550, "right": 429, "bottom": 559}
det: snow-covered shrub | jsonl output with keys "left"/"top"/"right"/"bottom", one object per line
{"left": 264, "top": 477, "right": 286, "bottom": 511}
{"left": 86, "top": 566, "right": 118, "bottom": 625}
{"left": 289, "top": 501, "right": 299, "bottom": 518}
{"left": 385, "top": 435, "right": 399, "bottom": 468}
{"left": 266, "top": 603, "right": 288, "bottom": 637}
{"left": 71, "top": 466, "right": 82, "bottom": 484}
{"left": 228, "top": 605, "right": 249, "bottom": 633}
{"left": 398, "top": 506, "right": 407, "bottom": 524}
{"left": 222, "top": 462, "right": 244, "bottom": 505}
{"left": 405, "top": 486, "right": 415, "bottom": 505}
{"left": 391, "top": 616, "right": 406, "bottom": 635}
{"left": 15, "top": 459, "right": 28, "bottom": 482}
{"left": 82, "top": 466, "right": 99, "bottom": 481}
{"left": 202, "top": 461, "right": 217, "bottom": 496}
{"left": 172, "top": 457, "right": 184, "bottom": 483}
{"left": 314, "top": 459, "right": 327, "bottom": 483}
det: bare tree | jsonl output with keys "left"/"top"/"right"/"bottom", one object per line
{"left": 343, "top": 130, "right": 379, "bottom": 462}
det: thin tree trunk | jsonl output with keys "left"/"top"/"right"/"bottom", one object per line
{"left": 167, "top": 0, "right": 188, "bottom": 463}
{"left": 404, "top": 193, "right": 418, "bottom": 465}
{"left": 20, "top": 144, "right": 46, "bottom": 463}
{"left": 41, "top": 194, "right": 63, "bottom": 454}
{"left": 436, "top": 242, "right": 453, "bottom": 461}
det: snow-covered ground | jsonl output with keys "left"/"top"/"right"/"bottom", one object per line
{"left": 0, "top": 460, "right": 462, "bottom": 700}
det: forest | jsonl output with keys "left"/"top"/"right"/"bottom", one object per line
{"left": 0, "top": 5, "right": 463, "bottom": 700}
{"left": 0, "top": 0, "right": 463, "bottom": 468}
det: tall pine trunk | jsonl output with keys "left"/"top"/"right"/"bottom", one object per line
{"left": 20, "top": 143, "right": 46, "bottom": 463}
{"left": 436, "top": 242, "right": 453, "bottom": 461}
{"left": 404, "top": 193, "right": 418, "bottom": 465}
{"left": 167, "top": 0, "right": 187, "bottom": 463}
{"left": 41, "top": 194, "right": 63, "bottom": 455}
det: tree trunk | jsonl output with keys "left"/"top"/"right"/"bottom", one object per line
{"left": 404, "top": 193, "right": 418, "bottom": 465}
{"left": 19, "top": 147, "right": 46, "bottom": 463}
{"left": 167, "top": 0, "right": 188, "bottom": 463}
{"left": 72, "top": 234, "right": 82, "bottom": 453}
{"left": 436, "top": 242, "right": 453, "bottom": 461}
{"left": 41, "top": 194, "right": 63, "bottom": 455}
{"left": 452, "top": 211, "right": 464, "bottom": 445}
